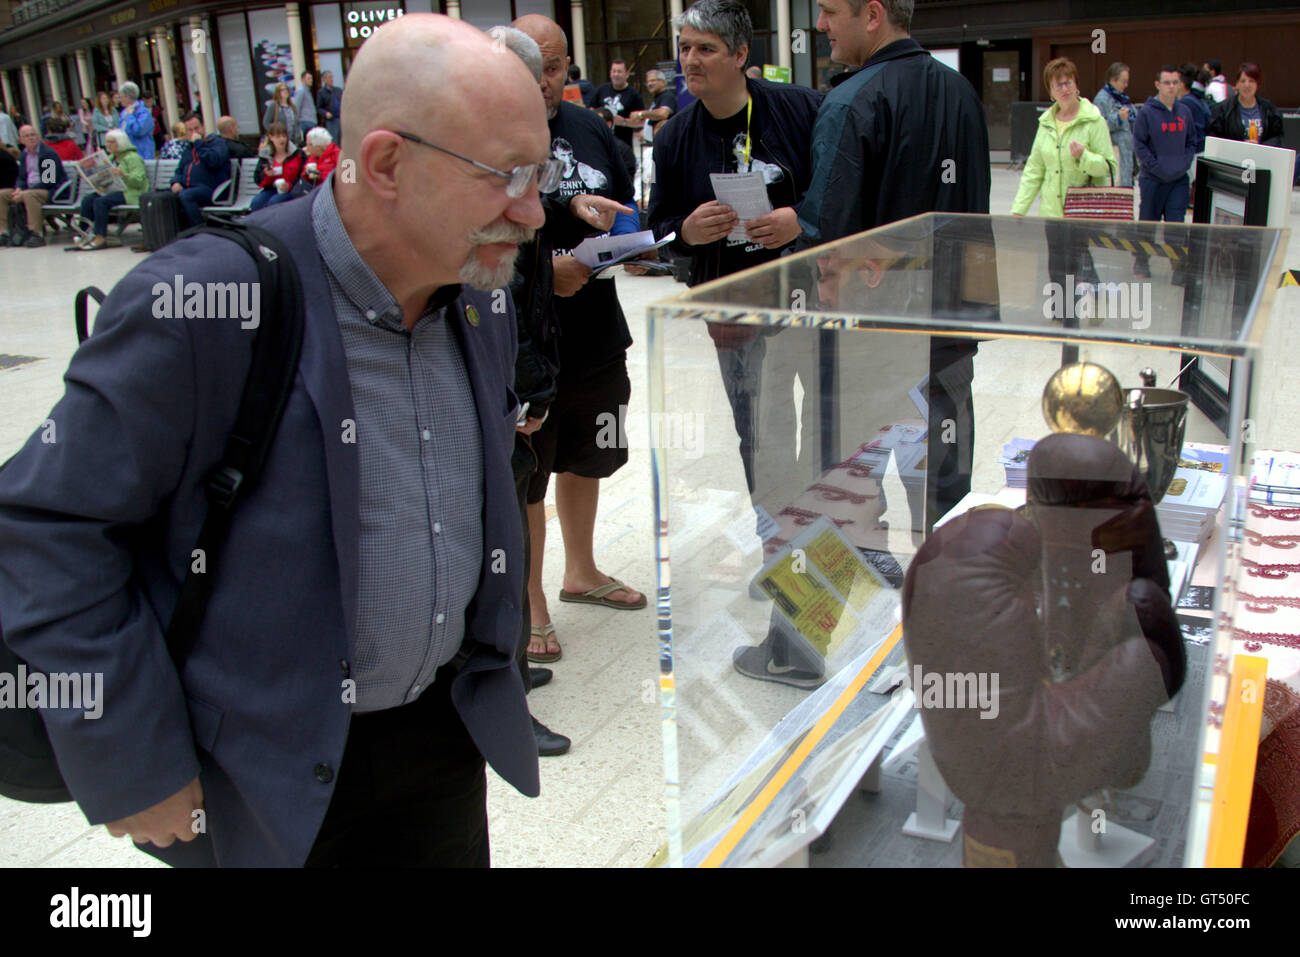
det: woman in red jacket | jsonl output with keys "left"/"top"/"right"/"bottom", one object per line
{"left": 298, "top": 126, "right": 340, "bottom": 190}
{"left": 249, "top": 122, "right": 306, "bottom": 210}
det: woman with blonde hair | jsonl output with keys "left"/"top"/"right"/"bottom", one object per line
{"left": 1012, "top": 57, "right": 1116, "bottom": 304}
{"left": 262, "top": 82, "right": 298, "bottom": 146}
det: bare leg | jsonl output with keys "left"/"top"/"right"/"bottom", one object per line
{"left": 555, "top": 472, "right": 642, "bottom": 605}
{"left": 526, "top": 501, "right": 560, "bottom": 657}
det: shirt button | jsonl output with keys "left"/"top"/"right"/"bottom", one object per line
{"left": 433, "top": 521, "right": 442, "bottom": 534}
{"left": 314, "top": 763, "right": 334, "bottom": 784}
{"left": 422, "top": 429, "right": 431, "bottom": 441}
{"left": 436, "top": 612, "right": 446, "bottom": 624}
{"left": 364, "top": 308, "right": 377, "bottom": 321}
{"left": 411, "top": 684, "right": 421, "bottom": 696}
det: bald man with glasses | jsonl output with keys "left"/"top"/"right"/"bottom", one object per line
{"left": 0, "top": 13, "right": 554, "bottom": 867}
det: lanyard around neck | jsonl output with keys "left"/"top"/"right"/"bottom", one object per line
{"left": 743, "top": 95, "right": 753, "bottom": 166}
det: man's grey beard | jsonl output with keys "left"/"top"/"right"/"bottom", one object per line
{"left": 458, "top": 221, "right": 536, "bottom": 291}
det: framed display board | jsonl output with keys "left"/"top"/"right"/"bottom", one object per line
{"left": 1182, "top": 157, "right": 1272, "bottom": 435}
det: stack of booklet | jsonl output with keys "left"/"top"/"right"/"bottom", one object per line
{"left": 850, "top": 424, "right": 927, "bottom": 493}
{"left": 1249, "top": 449, "right": 1300, "bottom": 506}
{"left": 1156, "top": 447, "right": 1229, "bottom": 544}
{"left": 998, "top": 438, "right": 1035, "bottom": 488}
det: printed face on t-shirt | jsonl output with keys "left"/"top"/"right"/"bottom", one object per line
{"left": 552, "top": 136, "right": 608, "bottom": 201}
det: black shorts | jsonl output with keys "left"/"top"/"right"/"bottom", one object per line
{"left": 525, "top": 357, "right": 630, "bottom": 504}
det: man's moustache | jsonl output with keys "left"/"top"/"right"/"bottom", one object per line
{"left": 469, "top": 224, "right": 535, "bottom": 245}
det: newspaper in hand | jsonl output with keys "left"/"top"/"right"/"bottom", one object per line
{"left": 75, "top": 150, "right": 120, "bottom": 195}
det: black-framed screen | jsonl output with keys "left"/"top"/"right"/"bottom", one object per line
{"left": 1180, "top": 158, "right": 1272, "bottom": 435}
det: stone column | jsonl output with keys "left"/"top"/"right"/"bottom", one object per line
{"left": 154, "top": 27, "right": 181, "bottom": 131}
{"left": 446, "top": 1, "right": 461, "bottom": 19}
{"left": 570, "top": 0, "right": 587, "bottom": 75}
{"left": 109, "top": 37, "right": 129, "bottom": 89}
{"left": 45, "top": 57, "right": 64, "bottom": 107}
{"left": 669, "top": 0, "right": 682, "bottom": 39}
{"left": 285, "top": 3, "right": 307, "bottom": 84}
{"left": 20, "top": 64, "right": 40, "bottom": 127}
{"left": 1, "top": 72, "right": 16, "bottom": 116}
{"left": 75, "top": 49, "right": 95, "bottom": 101}
{"left": 190, "top": 15, "right": 217, "bottom": 134}
{"left": 777, "top": 0, "right": 792, "bottom": 72}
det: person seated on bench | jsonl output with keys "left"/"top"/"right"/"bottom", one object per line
{"left": 169, "top": 112, "right": 230, "bottom": 230}
{"left": 250, "top": 122, "right": 306, "bottom": 211}
{"left": 0, "top": 124, "right": 67, "bottom": 247}
{"left": 68, "top": 128, "right": 147, "bottom": 251}
{"left": 218, "top": 116, "right": 258, "bottom": 160}
{"left": 43, "top": 116, "right": 84, "bottom": 161}
{"left": 298, "top": 126, "right": 340, "bottom": 191}
{"left": 159, "top": 121, "right": 189, "bottom": 160}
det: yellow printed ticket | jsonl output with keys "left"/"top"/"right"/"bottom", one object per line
{"left": 805, "top": 530, "right": 885, "bottom": 612}
{"left": 758, "top": 556, "right": 859, "bottom": 657}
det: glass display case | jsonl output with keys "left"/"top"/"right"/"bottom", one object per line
{"left": 646, "top": 213, "right": 1290, "bottom": 867}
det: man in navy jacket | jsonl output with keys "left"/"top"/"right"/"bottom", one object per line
{"left": 1132, "top": 65, "right": 1196, "bottom": 276}
{"left": 0, "top": 123, "right": 67, "bottom": 247}
{"left": 170, "top": 113, "right": 231, "bottom": 229}
{"left": 0, "top": 13, "right": 549, "bottom": 867}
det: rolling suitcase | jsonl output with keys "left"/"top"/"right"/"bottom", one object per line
{"left": 138, "top": 189, "right": 184, "bottom": 252}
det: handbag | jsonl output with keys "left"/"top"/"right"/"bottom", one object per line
{"left": 1063, "top": 163, "right": 1134, "bottom": 221}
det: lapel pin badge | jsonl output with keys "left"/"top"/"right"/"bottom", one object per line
{"left": 466, "top": 304, "right": 480, "bottom": 327}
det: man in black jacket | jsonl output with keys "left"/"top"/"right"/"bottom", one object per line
{"left": 495, "top": 23, "right": 634, "bottom": 757}
{"left": 802, "top": 0, "right": 990, "bottom": 520}
{"left": 650, "top": 0, "right": 827, "bottom": 688}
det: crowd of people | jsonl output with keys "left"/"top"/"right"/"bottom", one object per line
{"left": 0, "top": 0, "right": 1292, "bottom": 868}
{"left": 0, "top": 73, "right": 346, "bottom": 249}
{"left": 1013, "top": 54, "right": 1282, "bottom": 291}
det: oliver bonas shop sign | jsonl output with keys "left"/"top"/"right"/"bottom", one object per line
{"left": 346, "top": 6, "right": 404, "bottom": 41}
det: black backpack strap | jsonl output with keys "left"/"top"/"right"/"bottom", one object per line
{"left": 162, "top": 218, "right": 306, "bottom": 666}
{"left": 74, "top": 286, "right": 105, "bottom": 344}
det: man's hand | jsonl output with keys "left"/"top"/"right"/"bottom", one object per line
{"left": 516, "top": 415, "right": 545, "bottom": 436}
{"left": 11, "top": 188, "right": 22, "bottom": 200}
{"left": 570, "top": 194, "right": 634, "bottom": 232}
{"left": 552, "top": 255, "right": 591, "bottom": 297}
{"left": 681, "top": 200, "right": 738, "bottom": 246}
{"left": 622, "top": 249, "right": 660, "bottom": 276}
{"left": 1069, "top": 139, "right": 1085, "bottom": 160}
{"left": 706, "top": 321, "right": 759, "bottom": 350}
{"left": 105, "top": 777, "right": 204, "bottom": 848}
{"left": 170, "top": 182, "right": 182, "bottom": 194}
{"left": 1119, "top": 106, "right": 1131, "bottom": 121}
{"left": 743, "top": 206, "right": 801, "bottom": 249}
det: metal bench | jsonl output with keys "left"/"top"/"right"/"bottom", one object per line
{"left": 202, "top": 158, "right": 261, "bottom": 217}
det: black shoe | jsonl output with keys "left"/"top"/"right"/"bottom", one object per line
{"left": 732, "top": 643, "right": 825, "bottom": 689}
{"left": 0, "top": 232, "right": 9, "bottom": 247}
{"left": 23, "top": 232, "right": 45, "bottom": 248}
{"left": 532, "top": 716, "right": 570, "bottom": 756}
{"left": 528, "top": 667, "right": 553, "bottom": 689}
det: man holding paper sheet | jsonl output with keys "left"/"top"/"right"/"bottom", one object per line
{"left": 649, "top": 0, "right": 822, "bottom": 288}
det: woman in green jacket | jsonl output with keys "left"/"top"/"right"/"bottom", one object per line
{"left": 1012, "top": 57, "right": 1118, "bottom": 300}
{"left": 70, "top": 129, "right": 148, "bottom": 250}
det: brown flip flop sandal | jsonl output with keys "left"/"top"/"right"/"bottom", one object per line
{"left": 527, "top": 623, "right": 561, "bottom": 663}
{"left": 558, "top": 577, "right": 647, "bottom": 610}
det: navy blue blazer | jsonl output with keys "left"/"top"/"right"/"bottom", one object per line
{"left": 0, "top": 190, "right": 537, "bottom": 866}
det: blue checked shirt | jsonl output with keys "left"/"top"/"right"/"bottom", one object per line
{"left": 312, "top": 182, "right": 484, "bottom": 711}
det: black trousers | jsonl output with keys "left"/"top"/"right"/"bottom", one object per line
{"left": 304, "top": 666, "right": 489, "bottom": 868}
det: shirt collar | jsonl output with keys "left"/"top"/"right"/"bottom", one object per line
{"left": 311, "top": 174, "right": 405, "bottom": 330}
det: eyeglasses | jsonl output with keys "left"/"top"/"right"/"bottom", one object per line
{"left": 1051, "top": 78, "right": 1076, "bottom": 90}
{"left": 391, "top": 130, "right": 563, "bottom": 198}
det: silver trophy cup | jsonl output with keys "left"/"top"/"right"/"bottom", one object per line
{"left": 1116, "top": 370, "right": 1190, "bottom": 558}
